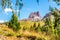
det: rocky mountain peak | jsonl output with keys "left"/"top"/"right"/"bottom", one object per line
{"left": 29, "top": 11, "right": 40, "bottom": 18}
{"left": 21, "top": 11, "right": 41, "bottom": 21}
{"left": 28, "top": 11, "right": 41, "bottom": 21}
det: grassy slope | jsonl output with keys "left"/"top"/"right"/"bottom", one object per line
{"left": 20, "top": 20, "right": 45, "bottom": 28}
{"left": 0, "top": 21, "right": 53, "bottom": 40}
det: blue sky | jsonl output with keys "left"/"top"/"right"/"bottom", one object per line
{"left": 20, "top": 0, "right": 49, "bottom": 19}
{"left": 0, "top": 0, "right": 59, "bottom": 23}
{"left": 20, "top": 0, "right": 59, "bottom": 19}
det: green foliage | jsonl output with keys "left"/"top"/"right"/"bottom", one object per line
{"left": 29, "top": 22, "right": 36, "bottom": 31}
{"left": 0, "top": 0, "right": 60, "bottom": 40}
{"left": 48, "top": 0, "right": 60, "bottom": 5}
{"left": 33, "top": 22, "right": 37, "bottom": 30}
{"left": 1, "top": 0, "right": 23, "bottom": 10}
{"left": 23, "top": 26, "right": 27, "bottom": 30}
{"left": 16, "top": 34, "right": 21, "bottom": 38}
{"left": 53, "top": 0, "right": 60, "bottom": 5}
{"left": 54, "top": 26, "right": 60, "bottom": 37}
{"left": 35, "top": 23, "right": 41, "bottom": 32}
{"left": 30, "top": 22, "right": 41, "bottom": 31}
{"left": 8, "top": 13, "right": 20, "bottom": 32}
{"left": 44, "top": 16, "right": 54, "bottom": 34}
{"left": 38, "top": 23, "right": 40, "bottom": 27}
{"left": 33, "top": 22, "right": 36, "bottom": 28}
{"left": 45, "top": 9, "right": 60, "bottom": 39}
{"left": 37, "top": 38, "right": 46, "bottom": 40}
{"left": 6, "top": 33, "right": 13, "bottom": 36}
{"left": 51, "top": 8, "right": 60, "bottom": 29}
{"left": 41, "top": 26, "right": 49, "bottom": 34}
{"left": 1, "top": 0, "right": 12, "bottom": 9}
{"left": 28, "top": 36, "right": 36, "bottom": 40}
{"left": 30, "top": 26, "right": 33, "bottom": 31}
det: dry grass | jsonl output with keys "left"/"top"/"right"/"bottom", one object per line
{"left": 0, "top": 21, "right": 54, "bottom": 40}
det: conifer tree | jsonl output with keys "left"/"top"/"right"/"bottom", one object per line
{"left": 8, "top": 12, "right": 20, "bottom": 32}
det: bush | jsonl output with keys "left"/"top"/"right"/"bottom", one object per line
{"left": 23, "top": 26, "right": 27, "bottom": 30}
{"left": 40, "top": 26, "right": 49, "bottom": 34}
{"left": 35, "top": 23, "right": 41, "bottom": 32}
{"left": 8, "top": 13, "right": 20, "bottom": 32}
{"left": 33, "top": 22, "right": 36, "bottom": 30}
{"left": 37, "top": 37, "right": 46, "bottom": 40}
{"left": 6, "top": 33, "right": 13, "bottom": 36}
{"left": 28, "top": 36, "right": 36, "bottom": 40}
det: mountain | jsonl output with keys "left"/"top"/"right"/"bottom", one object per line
{"left": 42, "top": 12, "right": 54, "bottom": 21}
{"left": 22, "top": 11, "right": 42, "bottom": 21}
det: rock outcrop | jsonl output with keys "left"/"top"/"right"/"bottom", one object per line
{"left": 22, "top": 11, "right": 41, "bottom": 21}
{"left": 42, "top": 12, "right": 54, "bottom": 21}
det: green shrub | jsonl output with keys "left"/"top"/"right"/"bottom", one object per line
{"left": 23, "top": 26, "right": 27, "bottom": 30}
{"left": 6, "top": 33, "right": 13, "bottom": 36}
{"left": 33, "top": 22, "right": 36, "bottom": 30}
{"left": 37, "top": 38, "right": 46, "bottom": 40}
{"left": 28, "top": 36, "right": 36, "bottom": 40}
{"left": 8, "top": 13, "right": 20, "bottom": 32}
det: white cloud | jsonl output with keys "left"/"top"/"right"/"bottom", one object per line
{"left": 4, "top": 8, "right": 12, "bottom": 13}
{"left": 4, "top": 8, "right": 19, "bottom": 13}
{"left": 4, "top": 8, "right": 20, "bottom": 15}
{"left": 16, "top": 10, "right": 19, "bottom": 12}
{"left": 0, "top": 20, "right": 7, "bottom": 23}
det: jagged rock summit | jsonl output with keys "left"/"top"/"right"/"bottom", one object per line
{"left": 29, "top": 11, "right": 40, "bottom": 18}
{"left": 22, "top": 11, "right": 42, "bottom": 21}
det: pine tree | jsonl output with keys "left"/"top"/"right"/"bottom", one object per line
{"left": 8, "top": 12, "right": 20, "bottom": 32}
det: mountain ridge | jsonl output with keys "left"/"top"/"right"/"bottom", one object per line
{"left": 21, "top": 11, "right": 53, "bottom": 21}
{"left": 21, "top": 11, "right": 42, "bottom": 21}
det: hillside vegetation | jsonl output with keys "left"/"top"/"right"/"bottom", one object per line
{"left": 0, "top": 20, "right": 46, "bottom": 40}
{"left": 20, "top": 20, "right": 44, "bottom": 30}
{"left": 0, "top": 0, "right": 60, "bottom": 40}
{"left": 0, "top": 9, "right": 60, "bottom": 40}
